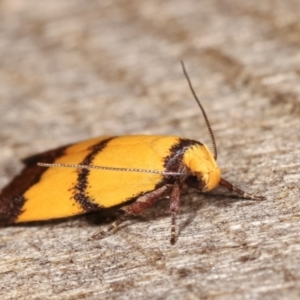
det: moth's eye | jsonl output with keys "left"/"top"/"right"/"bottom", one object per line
{"left": 185, "top": 175, "right": 204, "bottom": 190}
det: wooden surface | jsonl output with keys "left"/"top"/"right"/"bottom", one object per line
{"left": 0, "top": 1, "right": 299, "bottom": 299}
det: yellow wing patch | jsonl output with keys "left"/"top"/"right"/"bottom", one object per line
{"left": 86, "top": 135, "right": 179, "bottom": 207}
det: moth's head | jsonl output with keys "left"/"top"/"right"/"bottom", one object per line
{"left": 183, "top": 143, "right": 220, "bottom": 192}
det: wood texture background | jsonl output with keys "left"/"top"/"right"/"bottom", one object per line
{"left": 0, "top": 1, "right": 299, "bottom": 299}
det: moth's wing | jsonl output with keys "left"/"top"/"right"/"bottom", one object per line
{"left": 1, "top": 135, "right": 179, "bottom": 223}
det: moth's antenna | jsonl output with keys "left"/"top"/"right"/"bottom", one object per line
{"left": 37, "top": 162, "right": 189, "bottom": 176}
{"left": 181, "top": 61, "right": 218, "bottom": 160}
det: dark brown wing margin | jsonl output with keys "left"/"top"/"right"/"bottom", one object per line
{"left": 0, "top": 144, "right": 70, "bottom": 223}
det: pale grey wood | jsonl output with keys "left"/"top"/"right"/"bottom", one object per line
{"left": 0, "top": 0, "right": 299, "bottom": 299}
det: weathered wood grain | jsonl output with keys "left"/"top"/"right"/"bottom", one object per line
{"left": 0, "top": 0, "right": 299, "bottom": 299}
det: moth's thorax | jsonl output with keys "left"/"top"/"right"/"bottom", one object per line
{"left": 183, "top": 143, "right": 220, "bottom": 191}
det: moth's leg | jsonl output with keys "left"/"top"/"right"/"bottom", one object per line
{"left": 219, "top": 178, "right": 265, "bottom": 201}
{"left": 89, "top": 185, "right": 170, "bottom": 240}
{"left": 169, "top": 183, "right": 181, "bottom": 245}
